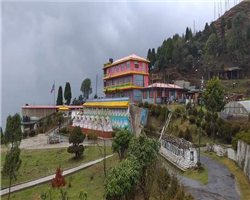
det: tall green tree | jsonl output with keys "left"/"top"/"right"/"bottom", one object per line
{"left": 67, "top": 126, "right": 85, "bottom": 158}
{"left": 203, "top": 77, "right": 226, "bottom": 142}
{"left": 104, "top": 158, "right": 141, "bottom": 200}
{"left": 173, "top": 38, "right": 187, "bottom": 65}
{"left": 112, "top": 130, "right": 133, "bottom": 161}
{"left": 205, "top": 33, "right": 218, "bottom": 56}
{"left": 166, "top": 38, "right": 174, "bottom": 61}
{"left": 64, "top": 82, "right": 72, "bottom": 105}
{"left": 185, "top": 27, "right": 190, "bottom": 41}
{"left": 56, "top": 86, "right": 63, "bottom": 105}
{"left": 128, "top": 134, "right": 159, "bottom": 200}
{"left": 147, "top": 48, "right": 152, "bottom": 62}
{"left": 151, "top": 48, "right": 156, "bottom": 66}
{"left": 1, "top": 127, "right": 4, "bottom": 144}
{"left": 80, "top": 78, "right": 92, "bottom": 99}
{"left": 2, "top": 145, "right": 22, "bottom": 200}
{"left": 5, "top": 114, "right": 22, "bottom": 147}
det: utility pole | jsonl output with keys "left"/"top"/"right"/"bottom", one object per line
{"left": 198, "top": 76, "right": 204, "bottom": 166}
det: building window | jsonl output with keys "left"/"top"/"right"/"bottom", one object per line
{"left": 142, "top": 62, "right": 145, "bottom": 72}
{"left": 157, "top": 90, "right": 162, "bottom": 97}
{"left": 127, "top": 61, "right": 130, "bottom": 70}
{"left": 107, "top": 68, "right": 109, "bottom": 74}
{"left": 112, "top": 67, "right": 114, "bottom": 73}
{"left": 149, "top": 91, "right": 154, "bottom": 98}
{"left": 143, "top": 92, "right": 147, "bottom": 99}
{"left": 135, "top": 61, "right": 139, "bottom": 69}
{"left": 121, "top": 63, "right": 124, "bottom": 71}
{"left": 116, "top": 65, "right": 119, "bottom": 72}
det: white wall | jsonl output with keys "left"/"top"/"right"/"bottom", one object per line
{"left": 237, "top": 140, "right": 250, "bottom": 182}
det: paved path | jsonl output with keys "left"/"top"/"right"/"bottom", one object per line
{"left": 164, "top": 154, "right": 240, "bottom": 200}
{"left": 0, "top": 155, "right": 113, "bottom": 196}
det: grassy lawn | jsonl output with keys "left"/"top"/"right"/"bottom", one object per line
{"left": 221, "top": 79, "right": 250, "bottom": 94}
{"left": 160, "top": 157, "right": 209, "bottom": 185}
{"left": 202, "top": 151, "right": 250, "bottom": 200}
{"left": 1, "top": 146, "right": 112, "bottom": 189}
{"left": 1, "top": 155, "right": 119, "bottom": 200}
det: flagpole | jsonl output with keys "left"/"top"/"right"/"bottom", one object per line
{"left": 54, "top": 80, "right": 56, "bottom": 134}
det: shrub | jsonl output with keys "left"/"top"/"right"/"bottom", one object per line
{"left": 189, "top": 115, "right": 195, "bottom": 124}
{"left": 205, "top": 122, "right": 212, "bottom": 136}
{"left": 205, "top": 112, "right": 212, "bottom": 123}
{"left": 216, "top": 117, "right": 225, "bottom": 127}
{"left": 23, "top": 131, "right": 28, "bottom": 138}
{"left": 201, "top": 122, "right": 207, "bottom": 130}
{"left": 151, "top": 105, "right": 156, "bottom": 115}
{"left": 29, "top": 129, "right": 36, "bottom": 137}
{"left": 155, "top": 105, "right": 162, "bottom": 116}
{"left": 148, "top": 103, "right": 153, "bottom": 109}
{"left": 143, "top": 101, "right": 149, "bottom": 108}
{"left": 88, "top": 132, "right": 98, "bottom": 141}
{"left": 159, "top": 106, "right": 168, "bottom": 122}
{"left": 221, "top": 123, "right": 232, "bottom": 143}
{"left": 138, "top": 102, "right": 143, "bottom": 108}
{"left": 59, "top": 127, "right": 69, "bottom": 135}
{"left": 195, "top": 118, "right": 200, "bottom": 127}
{"left": 175, "top": 107, "right": 182, "bottom": 117}
{"left": 186, "top": 102, "right": 191, "bottom": 110}
{"left": 198, "top": 109, "right": 204, "bottom": 118}
{"left": 240, "top": 123, "right": 250, "bottom": 132}
{"left": 184, "top": 128, "right": 192, "bottom": 142}
{"left": 232, "top": 130, "right": 250, "bottom": 150}
{"left": 112, "top": 128, "right": 119, "bottom": 138}
{"left": 182, "top": 114, "right": 187, "bottom": 120}
{"left": 178, "top": 130, "right": 184, "bottom": 138}
{"left": 67, "top": 145, "right": 84, "bottom": 157}
{"left": 212, "top": 112, "right": 218, "bottom": 122}
{"left": 192, "top": 107, "right": 198, "bottom": 116}
{"left": 231, "top": 124, "right": 241, "bottom": 137}
{"left": 188, "top": 108, "right": 193, "bottom": 116}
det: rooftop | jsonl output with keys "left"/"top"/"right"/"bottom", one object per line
{"left": 162, "top": 135, "right": 193, "bottom": 149}
{"left": 143, "top": 83, "right": 183, "bottom": 89}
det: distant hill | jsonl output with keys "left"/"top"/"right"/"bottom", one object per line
{"left": 147, "top": 0, "right": 250, "bottom": 87}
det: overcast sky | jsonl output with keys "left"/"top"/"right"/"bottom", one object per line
{"left": 1, "top": 1, "right": 237, "bottom": 130}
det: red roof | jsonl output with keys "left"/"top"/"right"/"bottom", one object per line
{"left": 145, "top": 83, "right": 182, "bottom": 89}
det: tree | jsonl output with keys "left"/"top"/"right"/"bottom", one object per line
{"left": 173, "top": 38, "right": 187, "bottom": 65}
{"left": 128, "top": 134, "right": 159, "bottom": 200}
{"left": 1, "top": 127, "right": 4, "bottom": 144}
{"left": 72, "top": 97, "right": 80, "bottom": 105}
{"left": 67, "top": 126, "right": 85, "bottom": 158}
{"left": 166, "top": 38, "right": 174, "bottom": 61}
{"left": 2, "top": 145, "right": 22, "bottom": 200}
{"left": 64, "top": 82, "right": 72, "bottom": 105}
{"left": 203, "top": 77, "right": 226, "bottom": 142}
{"left": 186, "top": 55, "right": 194, "bottom": 69}
{"left": 5, "top": 114, "right": 22, "bottom": 148}
{"left": 151, "top": 48, "right": 156, "bottom": 66}
{"left": 147, "top": 49, "right": 152, "bottom": 63}
{"left": 185, "top": 27, "right": 190, "bottom": 41}
{"left": 57, "top": 86, "right": 63, "bottom": 105}
{"left": 247, "top": 24, "right": 250, "bottom": 40}
{"left": 220, "top": 17, "right": 226, "bottom": 38}
{"left": 104, "top": 158, "right": 141, "bottom": 200}
{"left": 56, "top": 112, "right": 64, "bottom": 128}
{"left": 112, "top": 130, "right": 133, "bottom": 161}
{"left": 80, "top": 78, "right": 92, "bottom": 99}
{"left": 205, "top": 33, "right": 218, "bottom": 56}
{"left": 227, "top": 18, "right": 232, "bottom": 29}
{"left": 52, "top": 166, "right": 67, "bottom": 188}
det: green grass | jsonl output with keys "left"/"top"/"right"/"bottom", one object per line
{"left": 160, "top": 157, "right": 209, "bottom": 185}
{"left": 1, "top": 155, "right": 119, "bottom": 200}
{"left": 221, "top": 79, "right": 250, "bottom": 94}
{"left": 1, "top": 146, "right": 112, "bottom": 189}
{"left": 202, "top": 151, "right": 250, "bottom": 200}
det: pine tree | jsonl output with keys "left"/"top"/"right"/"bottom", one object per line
{"left": 52, "top": 166, "right": 67, "bottom": 188}
{"left": 57, "top": 86, "right": 63, "bottom": 105}
{"left": 151, "top": 48, "right": 156, "bottom": 66}
{"left": 64, "top": 82, "right": 72, "bottom": 105}
{"left": 185, "top": 27, "right": 190, "bottom": 41}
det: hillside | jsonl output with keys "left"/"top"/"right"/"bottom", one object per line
{"left": 147, "top": 1, "right": 250, "bottom": 89}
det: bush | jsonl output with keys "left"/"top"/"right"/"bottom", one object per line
{"left": 187, "top": 108, "right": 193, "bottom": 116}
{"left": 88, "top": 132, "right": 98, "bottom": 141}
{"left": 151, "top": 105, "right": 156, "bottom": 115}
{"left": 201, "top": 122, "right": 207, "bottom": 130}
{"left": 184, "top": 128, "right": 192, "bottom": 142}
{"left": 221, "top": 123, "right": 232, "bottom": 143}
{"left": 23, "top": 131, "right": 28, "bottom": 138}
{"left": 192, "top": 107, "right": 198, "bottom": 116}
{"left": 195, "top": 118, "right": 200, "bottom": 127}
{"left": 231, "top": 124, "right": 241, "bottom": 137}
{"left": 138, "top": 102, "right": 143, "bottom": 108}
{"left": 29, "top": 129, "right": 36, "bottom": 137}
{"left": 59, "top": 127, "right": 69, "bottom": 135}
{"left": 175, "top": 107, "right": 182, "bottom": 117}
{"left": 159, "top": 106, "right": 168, "bottom": 122}
{"left": 178, "top": 130, "right": 184, "bottom": 138}
{"left": 148, "top": 103, "right": 153, "bottom": 109}
{"left": 240, "top": 123, "right": 250, "bottom": 132}
{"left": 186, "top": 102, "right": 191, "bottom": 110}
{"left": 182, "top": 114, "right": 187, "bottom": 120}
{"left": 216, "top": 117, "right": 225, "bottom": 127}
{"left": 198, "top": 109, "right": 204, "bottom": 119}
{"left": 189, "top": 115, "right": 196, "bottom": 124}
{"left": 112, "top": 128, "right": 119, "bottom": 138}
{"left": 67, "top": 145, "right": 84, "bottom": 157}
{"left": 232, "top": 130, "right": 250, "bottom": 150}
{"left": 205, "top": 112, "right": 212, "bottom": 123}
{"left": 143, "top": 101, "right": 149, "bottom": 108}
{"left": 155, "top": 105, "right": 162, "bottom": 116}
{"left": 205, "top": 122, "right": 212, "bottom": 136}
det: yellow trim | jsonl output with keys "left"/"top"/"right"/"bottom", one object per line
{"left": 103, "top": 71, "right": 149, "bottom": 80}
{"left": 103, "top": 86, "right": 144, "bottom": 92}
{"left": 83, "top": 101, "right": 129, "bottom": 108}
{"left": 58, "top": 105, "right": 70, "bottom": 111}
{"left": 103, "top": 58, "right": 150, "bottom": 69}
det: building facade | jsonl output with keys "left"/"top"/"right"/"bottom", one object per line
{"left": 103, "top": 54, "right": 149, "bottom": 102}
{"left": 141, "top": 83, "right": 186, "bottom": 104}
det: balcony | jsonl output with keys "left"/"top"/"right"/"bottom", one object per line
{"left": 104, "top": 82, "right": 134, "bottom": 91}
